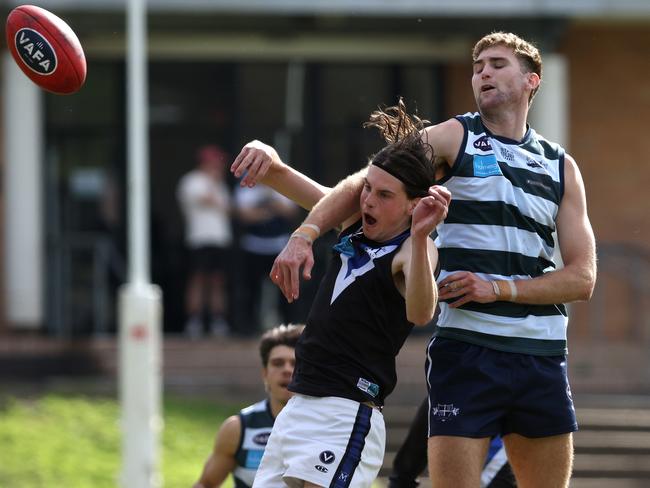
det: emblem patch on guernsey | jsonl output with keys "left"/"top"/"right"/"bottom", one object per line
{"left": 432, "top": 403, "right": 460, "bottom": 422}
{"left": 473, "top": 154, "right": 502, "bottom": 177}
{"left": 319, "top": 451, "right": 336, "bottom": 464}
{"left": 356, "top": 377, "right": 379, "bottom": 397}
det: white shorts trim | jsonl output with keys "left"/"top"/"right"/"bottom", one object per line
{"left": 252, "top": 394, "right": 385, "bottom": 488}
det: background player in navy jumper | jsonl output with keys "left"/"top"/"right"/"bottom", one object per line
{"left": 193, "top": 323, "right": 303, "bottom": 488}
{"left": 232, "top": 100, "right": 450, "bottom": 488}
{"left": 235, "top": 32, "right": 597, "bottom": 488}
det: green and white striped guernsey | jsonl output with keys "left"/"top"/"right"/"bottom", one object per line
{"left": 434, "top": 112, "right": 568, "bottom": 356}
{"left": 233, "top": 399, "right": 274, "bottom": 488}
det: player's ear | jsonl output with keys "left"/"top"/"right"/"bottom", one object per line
{"left": 408, "top": 198, "right": 421, "bottom": 216}
{"left": 527, "top": 71, "right": 541, "bottom": 92}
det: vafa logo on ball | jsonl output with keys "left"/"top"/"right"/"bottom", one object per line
{"left": 14, "top": 28, "right": 57, "bottom": 75}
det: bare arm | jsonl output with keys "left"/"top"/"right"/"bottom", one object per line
{"left": 393, "top": 186, "right": 450, "bottom": 325}
{"left": 231, "top": 140, "right": 328, "bottom": 211}
{"left": 269, "top": 118, "right": 463, "bottom": 303}
{"left": 270, "top": 169, "right": 366, "bottom": 302}
{"left": 440, "top": 153, "right": 597, "bottom": 306}
{"left": 193, "top": 416, "right": 240, "bottom": 488}
{"left": 421, "top": 118, "right": 465, "bottom": 171}
{"left": 511, "top": 153, "right": 596, "bottom": 303}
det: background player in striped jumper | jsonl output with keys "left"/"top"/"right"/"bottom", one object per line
{"left": 232, "top": 100, "right": 450, "bottom": 488}
{"left": 193, "top": 323, "right": 303, "bottom": 488}
{"left": 234, "top": 32, "right": 597, "bottom": 488}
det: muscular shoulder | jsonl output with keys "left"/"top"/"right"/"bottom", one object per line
{"left": 214, "top": 414, "right": 242, "bottom": 455}
{"left": 421, "top": 118, "right": 464, "bottom": 167}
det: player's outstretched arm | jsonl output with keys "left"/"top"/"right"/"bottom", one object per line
{"left": 270, "top": 168, "right": 367, "bottom": 303}
{"left": 231, "top": 140, "right": 329, "bottom": 211}
{"left": 394, "top": 185, "right": 450, "bottom": 325}
{"left": 193, "top": 415, "right": 240, "bottom": 488}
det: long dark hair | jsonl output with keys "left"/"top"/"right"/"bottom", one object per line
{"left": 363, "top": 99, "right": 436, "bottom": 198}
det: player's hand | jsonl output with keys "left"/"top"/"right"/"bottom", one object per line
{"left": 231, "top": 140, "right": 279, "bottom": 188}
{"left": 411, "top": 185, "right": 450, "bottom": 238}
{"left": 438, "top": 271, "right": 498, "bottom": 308}
{"left": 270, "top": 237, "right": 315, "bottom": 303}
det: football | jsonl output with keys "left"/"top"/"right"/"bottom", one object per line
{"left": 5, "top": 5, "right": 86, "bottom": 95}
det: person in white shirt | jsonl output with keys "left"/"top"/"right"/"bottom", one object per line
{"left": 177, "top": 144, "right": 233, "bottom": 338}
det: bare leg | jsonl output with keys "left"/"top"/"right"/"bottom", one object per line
{"left": 207, "top": 271, "right": 226, "bottom": 317}
{"left": 186, "top": 271, "right": 206, "bottom": 316}
{"left": 503, "top": 433, "right": 573, "bottom": 488}
{"left": 428, "top": 436, "right": 489, "bottom": 488}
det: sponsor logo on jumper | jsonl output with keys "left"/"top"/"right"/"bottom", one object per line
{"left": 473, "top": 154, "right": 501, "bottom": 177}
{"left": 432, "top": 403, "right": 460, "bottom": 421}
{"left": 526, "top": 179, "right": 551, "bottom": 191}
{"left": 526, "top": 156, "right": 543, "bottom": 168}
{"left": 357, "top": 377, "right": 379, "bottom": 398}
{"left": 15, "top": 28, "right": 57, "bottom": 75}
{"left": 320, "top": 451, "right": 336, "bottom": 464}
{"left": 245, "top": 450, "right": 263, "bottom": 469}
{"left": 473, "top": 135, "right": 492, "bottom": 151}
{"left": 338, "top": 472, "right": 350, "bottom": 482}
{"left": 499, "top": 147, "right": 515, "bottom": 162}
{"left": 315, "top": 465, "right": 328, "bottom": 473}
{"left": 253, "top": 432, "right": 270, "bottom": 445}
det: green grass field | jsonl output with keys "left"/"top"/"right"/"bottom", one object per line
{"left": 0, "top": 393, "right": 241, "bottom": 488}
{"left": 0, "top": 392, "right": 387, "bottom": 488}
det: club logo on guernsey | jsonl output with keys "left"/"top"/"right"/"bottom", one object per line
{"left": 331, "top": 230, "right": 407, "bottom": 304}
{"left": 14, "top": 28, "right": 57, "bottom": 75}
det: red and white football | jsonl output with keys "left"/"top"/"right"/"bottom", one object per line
{"left": 5, "top": 5, "right": 86, "bottom": 95}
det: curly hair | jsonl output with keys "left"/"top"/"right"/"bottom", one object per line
{"left": 259, "top": 323, "right": 304, "bottom": 367}
{"left": 363, "top": 98, "right": 436, "bottom": 198}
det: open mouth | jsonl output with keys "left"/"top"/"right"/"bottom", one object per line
{"left": 363, "top": 213, "right": 377, "bottom": 226}
{"left": 481, "top": 85, "right": 495, "bottom": 93}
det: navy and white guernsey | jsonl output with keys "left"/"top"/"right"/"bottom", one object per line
{"left": 289, "top": 221, "right": 415, "bottom": 406}
{"left": 233, "top": 399, "right": 275, "bottom": 488}
{"left": 434, "top": 112, "right": 568, "bottom": 356}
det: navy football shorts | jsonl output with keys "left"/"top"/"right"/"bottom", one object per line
{"left": 425, "top": 336, "right": 578, "bottom": 438}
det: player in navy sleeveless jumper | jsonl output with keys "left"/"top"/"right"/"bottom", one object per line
{"left": 235, "top": 33, "right": 597, "bottom": 488}
{"left": 232, "top": 100, "right": 450, "bottom": 488}
{"left": 193, "top": 324, "right": 303, "bottom": 488}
